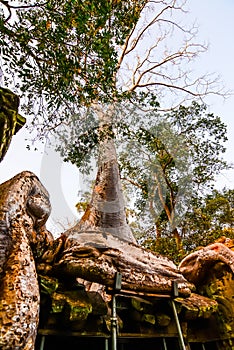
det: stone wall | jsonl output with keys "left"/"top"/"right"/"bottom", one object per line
{"left": 0, "top": 87, "right": 26, "bottom": 162}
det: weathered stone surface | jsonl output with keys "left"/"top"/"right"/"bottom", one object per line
{"left": 175, "top": 293, "right": 218, "bottom": 320}
{"left": 179, "top": 240, "right": 234, "bottom": 347}
{"left": 0, "top": 170, "right": 192, "bottom": 349}
{"left": 179, "top": 242, "right": 234, "bottom": 285}
{"left": 156, "top": 313, "right": 171, "bottom": 327}
{"left": 51, "top": 230, "right": 193, "bottom": 296}
{"left": 3, "top": 164, "right": 234, "bottom": 349}
{"left": 0, "top": 87, "right": 26, "bottom": 162}
{"left": 0, "top": 171, "right": 52, "bottom": 350}
{"left": 2, "top": 94, "right": 232, "bottom": 348}
{"left": 197, "top": 262, "right": 234, "bottom": 341}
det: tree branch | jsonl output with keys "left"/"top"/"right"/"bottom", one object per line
{"left": 0, "top": 0, "right": 48, "bottom": 23}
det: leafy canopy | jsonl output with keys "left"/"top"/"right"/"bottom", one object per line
{"left": 1, "top": 0, "right": 225, "bottom": 135}
{"left": 0, "top": 0, "right": 146, "bottom": 108}
{"left": 182, "top": 188, "right": 234, "bottom": 253}
{"left": 114, "top": 102, "right": 230, "bottom": 255}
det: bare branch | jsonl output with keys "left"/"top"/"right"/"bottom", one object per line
{"left": 115, "top": 0, "right": 228, "bottom": 108}
{"left": 121, "top": 177, "right": 144, "bottom": 190}
{"left": 0, "top": 0, "right": 48, "bottom": 23}
{"left": 0, "top": 0, "right": 13, "bottom": 23}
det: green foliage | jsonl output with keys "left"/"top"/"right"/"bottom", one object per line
{"left": 52, "top": 92, "right": 159, "bottom": 171}
{"left": 1, "top": 1, "right": 231, "bottom": 263}
{"left": 142, "top": 235, "right": 185, "bottom": 264}
{"left": 119, "top": 101, "right": 229, "bottom": 207}
{"left": 69, "top": 100, "right": 231, "bottom": 263}
{"left": 169, "top": 103, "right": 228, "bottom": 188}
{"left": 0, "top": 0, "right": 146, "bottom": 116}
{"left": 138, "top": 188, "right": 234, "bottom": 262}
{"left": 1, "top": 0, "right": 223, "bottom": 141}
{"left": 182, "top": 188, "right": 234, "bottom": 251}
{"left": 115, "top": 102, "right": 231, "bottom": 259}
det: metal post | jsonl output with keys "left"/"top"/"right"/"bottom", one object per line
{"left": 171, "top": 300, "right": 187, "bottom": 350}
{"left": 111, "top": 272, "right": 122, "bottom": 350}
{"left": 105, "top": 338, "right": 109, "bottom": 350}
{"left": 111, "top": 294, "right": 117, "bottom": 350}
{"left": 162, "top": 337, "right": 168, "bottom": 350}
{"left": 39, "top": 335, "right": 46, "bottom": 350}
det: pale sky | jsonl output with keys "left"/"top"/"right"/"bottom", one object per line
{"left": 0, "top": 0, "right": 233, "bottom": 234}
{"left": 188, "top": 0, "right": 234, "bottom": 189}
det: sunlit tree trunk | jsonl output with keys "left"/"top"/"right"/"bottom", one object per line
{"left": 172, "top": 227, "right": 183, "bottom": 253}
{"left": 74, "top": 104, "right": 136, "bottom": 243}
{"left": 152, "top": 169, "right": 184, "bottom": 252}
{"left": 155, "top": 221, "right": 162, "bottom": 246}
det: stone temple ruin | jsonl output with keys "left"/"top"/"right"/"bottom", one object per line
{"left": 1, "top": 89, "right": 234, "bottom": 350}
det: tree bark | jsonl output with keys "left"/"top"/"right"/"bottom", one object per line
{"left": 179, "top": 242, "right": 234, "bottom": 285}
{"left": 0, "top": 171, "right": 52, "bottom": 350}
{"left": 75, "top": 105, "right": 136, "bottom": 243}
{"left": 51, "top": 231, "right": 192, "bottom": 296}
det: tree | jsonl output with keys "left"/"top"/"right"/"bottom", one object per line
{"left": 0, "top": 0, "right": 226, "bottom": 141}
{"left": 182, "top": 188, "right": 234, "bottom": 254}
{"left": 135, "top": 189, "right": 234, "bottom": 264}
{"left": 0, "top": 0, "right": 229, "bottom": 259}
{"left": 111, "top": 102, "right": 231, "bottom": 259}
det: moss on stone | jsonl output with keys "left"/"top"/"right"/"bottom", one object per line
{"left": 0, "top": 87, "right": 26, "bottom": 162}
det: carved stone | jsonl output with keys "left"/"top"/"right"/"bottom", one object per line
{"left": 0, "top": 170, "right": 192, "bottom": 349}
{"left": 1, "top": 170, "right": 233, "bottom": 349}
{"left": 0, "top": 87, "right": 26, "bottom": 162}
{"left": 179, "top": 242, "right": 234, "bottom": 285}
{"left": 0, "top": 171, "right": 52, "bottom": 350}
{"left": 179, "top": 240, "right": 234, "bottom": 347}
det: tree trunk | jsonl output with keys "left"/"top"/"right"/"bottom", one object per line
{"left": 172, "top": 227, "right": 183, "bottom": 253}
{"left": 0, "top": 171, "right": 52, "bottom": 350}
{"left": 179, "top": 242, "right": 234, "bottom": 285}
{"left": 155, "top": 221, "right": 162, "bottom": 247}
{"left": 53, "top": 231, "right": 192, "bottom": 296}
{"left": 72, "top": 105, "right": 136, "bottom": 243}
